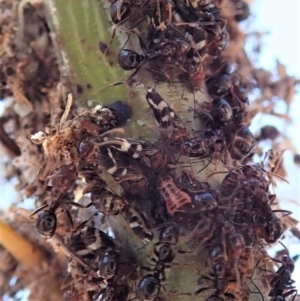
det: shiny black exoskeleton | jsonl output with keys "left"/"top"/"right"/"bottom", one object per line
{"left": 233, "top": 1, "right": 250, "bottom": 22}
{"left": 136, "top": 274, "right": 161, "bottom": 301}
{"left": 36, "top": 210, "right": 57, "bottom": 238}
{"left": 97, "top": 250, "right": 120, "bottom": 280}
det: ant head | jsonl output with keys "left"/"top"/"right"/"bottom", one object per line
{"left": 118, "top": 49, "right": 145, "bottom": 70}
{"left": 36, "top": 210, "right": 57, "bottom": 238}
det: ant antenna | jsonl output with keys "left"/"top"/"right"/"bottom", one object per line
{"left": 93, "top": 62, "right": 143, "bottom": 96}
{"left": 197, "top": 157, "right": 213, "bottom": 175}
{"left": 206, "top": 169, "right": 230, "bottom": 181}
{"left": 249, "top": 280, "right": 265, "bottom": 301}
{"left": 278, "top": 241, "right": 289, "bottom": 254}
{"left": 104, "top": 9, "right": 130, "bottom": 56}
{"left": 93, "top": 64, "right": 142, "bottom": 95}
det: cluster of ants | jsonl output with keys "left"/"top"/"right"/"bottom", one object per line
{"left": 28, "top": 87, "right": 297, "bottom": 301}
{"left": 108, "top": 0, "right": 244, "bottom": 91}
{"left": 23, "top": 0, "right": 298, "bottom": 301}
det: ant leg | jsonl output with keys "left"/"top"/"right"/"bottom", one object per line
{"left": 64, "top": 200, "right": 94, "bottom": 209}
{"left": 272, "top": 209, "right": 293, "bottom": 217}
{"left": 93, "top": 64, "right": 143, "bottom": 95}
{"left": 132, "top": 28, "right": 148, "bottom": 53}
{"left": 104, "top": 17, "right": 130, "bottom": 55}
{"left": 248, "top": 279, "right": 265, "bottom": 301}
{"left": 195, "top": 286, "right": 213, "bottom": 296}
{"left": 283, "top": 289, "right": 298, "bottom": 301}
{"left": 63, "top": 206, "right": 74, "bottom": 229}
{"left": 29, "top": 203, "right": 48, "bottom": 218}
{"left": 146, "top": 65, "right": 171, "bottom": 84}
{"left": 72, "top": 211, "right": 99, "bottom": 233}
{"left": 87, "top": 255, "right": 101, "bottom": 278}
{"left": 171, "top": 261, "right": 200, "bottom": 274}
{"left": 197, "top": 158, "right": 213, "bottom": 175}
{"left": 49, "top": 234, "right": 90, "bottom": 270}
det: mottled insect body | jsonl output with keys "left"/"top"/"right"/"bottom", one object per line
{"left": 157, "top": 176, "right": 192, "bottom": 216}
{"left": 91, "top": 190, "right": 128, "bottom": 216}
{"left": 146, "top": 88, "right": 185, "bottom": 129}
{"left": 71, "top": 226, "right": 115, "bottom": 258}
{"left": 98, "top": 137, "right": 160, "bottom": 167}
{"left": 146, "top": 87, "right": 187, "bottom": 142}
{"left": 125, "top": 207, "right": 154, "bottom": 244}
{"left": 97, "top": 146, "right": 145, "bottom": 184}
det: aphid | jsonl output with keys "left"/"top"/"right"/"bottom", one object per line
{"left": 148, "top": 149, "right": 169, "bottom": 170}
{"left": 112, "top": 0, "right": 165, "bottom": 26}
{"left": 157, "top": 175, "right": 192, "bottom": 216}
{"left": 178, "top": 27, "right": 207, "bottom": 92}
{"left": 238, "top": 246, "right": 255, "bottom": 278}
